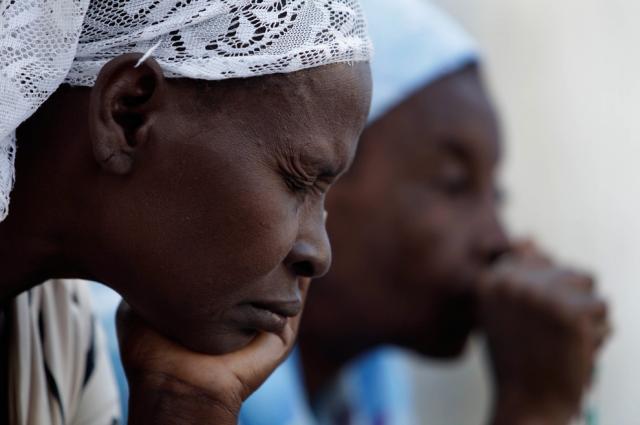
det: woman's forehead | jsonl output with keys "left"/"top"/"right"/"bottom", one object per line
{"left": 217, "top": 63, "right": 371, "bottom": 137}
{"left": 176, "top": 63, "right": 370, "bottom": 171}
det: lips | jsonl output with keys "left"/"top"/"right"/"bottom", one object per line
{"left": 233, "top": 300, "right": 302, "bottom": 334}
{"left": 251, "top": 300, "right": 302, "bottom": 318}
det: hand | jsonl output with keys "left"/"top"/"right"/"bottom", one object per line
{"left": 478, "top": 241, "right": 610, "bottom": 425}
{"left": 117, "top": 279, "right": 310, "bottom": 425}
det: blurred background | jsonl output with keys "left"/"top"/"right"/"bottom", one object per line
{"left": 410, "top": 1, "right": 640, "bottom": 424}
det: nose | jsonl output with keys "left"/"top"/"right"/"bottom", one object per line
{"left": 474, "top": 207, "right": 509, "bottom": 265}
{"left": 284, "top": 207, "right": 332, "bottom": 278}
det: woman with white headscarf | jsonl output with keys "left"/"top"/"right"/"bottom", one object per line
{"left": 0, "top": 1, "right": 372, "bottom": 424}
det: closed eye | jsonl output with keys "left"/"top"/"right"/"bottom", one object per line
{"left": 284, "top": 173, "right": 314, "bottom": 194}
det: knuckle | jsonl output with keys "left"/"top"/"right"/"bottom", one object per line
{"left": 592, "top": 299, "right": 608, "bottom": 316}
{"left": 575, "top": 273, "right": 596, "bottom": 291}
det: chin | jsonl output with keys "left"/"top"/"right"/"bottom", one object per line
{"left": 414, "top": 333, "right": 470, "bottom": 360}
{"left": 402, "top": 313, "right": 474, "bottom": 360}
{"left": 170, "top": 323, "right": 257, "bottom": 355}
{"left": 418, "top": 292, "right": 477, "bottom": 359}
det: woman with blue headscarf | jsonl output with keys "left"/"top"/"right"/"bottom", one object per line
{"left": 239, "top": 0, "right": 609, "bottom": 424}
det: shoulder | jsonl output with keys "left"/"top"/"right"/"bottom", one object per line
{"left": 10, "top": 279, "right": 121, "bottom": 424}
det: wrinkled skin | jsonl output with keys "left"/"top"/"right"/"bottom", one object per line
{"left": 0, "top": 55, "right": 372, "bottom": 357}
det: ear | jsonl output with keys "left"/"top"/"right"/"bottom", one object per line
{"left": 89, "top": 53, "right": 166, "bottom": 175}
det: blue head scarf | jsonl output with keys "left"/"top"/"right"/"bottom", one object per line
{"left": 364, "top": 0, "right": 478, "bottom": 123}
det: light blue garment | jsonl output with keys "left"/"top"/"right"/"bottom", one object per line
{"left": 241, "top": 347, "right": 418, "bottom": 425}
{"left": 89, "top": 283, "right": 129, "bottom": 421}
{"left": 318, "top": 348, "right": 418, "bottom": 425}
{"left": 364, "top": 0, "right": 478, "bottom": 123}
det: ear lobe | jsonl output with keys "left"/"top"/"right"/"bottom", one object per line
{"left": 89, "top": 53, "right": 166, "bottom": 175}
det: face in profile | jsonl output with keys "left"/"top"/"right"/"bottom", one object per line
{"left": 302, "top": 65, "right": 508, "bottom": 358}
{"left": 84, "top": 62, "right": 372, "bottom": 354}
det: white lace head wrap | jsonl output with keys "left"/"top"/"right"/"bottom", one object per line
{"left": 0, "top": 0, "right": 372, "bottom": 222}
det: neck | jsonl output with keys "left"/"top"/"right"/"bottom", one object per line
{"left": 0, "top": 162, "right": 90, "bottom": 303}
{"left": 299, "top": 326, "right": 376, "bottom": 403}
{"left": 0, "top": 87, "right": 95, "bottom": 302}
{"left": 298, "top": 282, "right": 382, "bottom": 402}
{"left": 299, "top": 336, "right": 350, "bottom": 403}
{"left": 0, "top": 228, "right": 56, "bottom": 302}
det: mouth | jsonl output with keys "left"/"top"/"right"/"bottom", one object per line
{"left": 235, "top": 300, "right": 302, "bottom": 334}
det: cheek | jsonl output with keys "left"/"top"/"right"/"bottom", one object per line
{"left": 171, "top": 177, "right": 299, "bottom": 296}
{"left": 113, "top": 175, "right": 301, "bottom": 354}
{"left": 214, "top": 189, "right": 299, "bottom": 277}
{"left": 114, "top": 155, "right": 300, "bottom": 321}
{"left": 398, "top": 198, "right": 473, "bottom": 287}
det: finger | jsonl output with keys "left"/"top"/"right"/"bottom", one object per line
{"left": 508, "top": 239, "right": 553, "bottom": 266}
{"left": 509, "top": 238, "right": 536, "bottom": 254}
{"left": 519, "top": 267, "right": 595, "bottom": 295}
{"left": 219, "top": 329, "right": 293, "bottom": 397}
{"left": 593, "top": 321, "right": 613, "bottom": 349}
{"left": 557, "top": 295, "right": 610, "bottom": 349}
{"left": 588, "top": 297, "right": 608, "bottom": 321}
{"left": 557, "top": 270, "right": 595, "bottom": 293}
{"left": 554, "top": 289, "right": 606, "bottom": 319}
